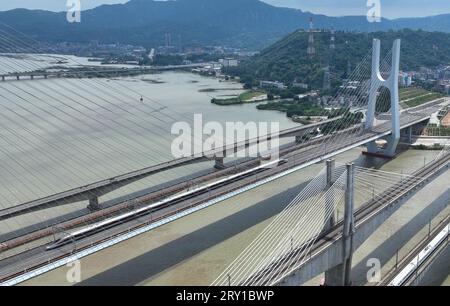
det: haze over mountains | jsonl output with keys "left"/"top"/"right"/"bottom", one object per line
{"left": 1, "top": 0, "right": 450, "bottom": 50}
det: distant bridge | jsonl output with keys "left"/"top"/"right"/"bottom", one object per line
{"left": 0, "top": 62, "right": 212, "bottom": 81}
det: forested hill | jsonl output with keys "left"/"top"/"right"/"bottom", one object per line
{"left": 1, "top": 0, "right": 450, "bottom": 50}
{"left": 226, "top": 29, "right": 450, "bottom": 89}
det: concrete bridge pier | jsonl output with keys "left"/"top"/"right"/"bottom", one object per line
{"left": 87, "top": 196, "right": 101, "bottom": 211}
{"left": 324, "top": 159, "right": 336, "bottom": 231}
{"left": 365, "top": 39, "right": 401, "bottom": 158}
{"left": 400, "top": 122, "right": 428, "bottom": 144}
{"left": 400, "top": 126, "right": 413, "bottom": 144}
{"left": 325, "top": 163, "right": 355, "bottom": 286}
{"left": 214, "top": 157, "right": 225, "bottom": 170}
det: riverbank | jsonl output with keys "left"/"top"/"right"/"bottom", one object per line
{"left": 211, "top": 90, "right": 267, "bottom": 105}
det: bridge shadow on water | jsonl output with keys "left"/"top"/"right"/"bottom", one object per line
{"left": 351, "top": 188, "right": 450, "bottom": 285}
{"left": 77, "top": 181, "right": 311, "bottom": 286}
{"left": 75, "top": 153, "right": 390, "bottom": 286}
{"left": 0, "top": 167, "right": 215, "bottom": 242}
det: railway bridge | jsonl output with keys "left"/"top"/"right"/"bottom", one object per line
{"left": 1, "top": 37, "right": 450, "bottom": 286}
{"left": 0, "top": 108, "right": 434, "bottom": 221}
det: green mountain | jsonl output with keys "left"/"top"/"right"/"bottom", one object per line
{"left": 1, "top": 0, "right": 450, "bottom": 50}
{"left": 226, "top": 29, "right": 450, "bottom": 89}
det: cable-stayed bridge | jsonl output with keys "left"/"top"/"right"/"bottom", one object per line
{"left": 213, "top": 149, "right": 450, "bottom": 286}
{"left": 0, "top": 23, "right": 449, "bottom": 285}
{"left": 0, "top": 108, "right": 434, "bottom": 222}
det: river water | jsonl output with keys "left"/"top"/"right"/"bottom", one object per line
{"left": 0, "top": 70, "right": 297, "bottom": 236}
{"left": 20, "top": 147, "right": 449, "bottom": 286}
{"left": 0, "top": 62, "right": 448, "bottom": 285}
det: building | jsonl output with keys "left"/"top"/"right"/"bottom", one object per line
{"left": 219, "top": 58, "right": 239, "bottom": 68}
{"left": 295, "top": 91, "right": 319, "bottom": 100}
{"left": 292, "top": 82, "right": 309, "bottom": 89}
{"left": 399, "top": 72, "right": 412, "bottom": 87}
{"left": 259, "top": 80, "right": 287, "bottom": 90}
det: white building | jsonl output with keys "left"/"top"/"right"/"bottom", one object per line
{"left": 292, "top": 82, "right": 309, "bottom": 89}
{"left": 399, "top": 72, "right": 413, "bottom": 86}
{"left": 220, "top": 58, "right": 239, "bottom": 68}
{"left": 260, "top": 80, "right": 287, "bottom": 90}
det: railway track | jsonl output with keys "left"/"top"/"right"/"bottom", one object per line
{"left": 0, "top": 128, "right": 368, "bottom": 283}
{"left": 378, "top": 214, "right": 450, "bottom": 286}
{"left": 0, "top": 135, "right": 329, "bottom": 253}
{"left": 240, "top": 151, "right": 450, "bottom": 286}
{"left": 0, "top": 123, "right": 366, "bottom": 255}
{"left": 0, "top": 125, "right": 441, "bottom": 284}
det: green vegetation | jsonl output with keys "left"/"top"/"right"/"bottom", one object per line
{"left": 211, "top": 96, "right": 242, "bottom": 106}
{"left": 297, "top": 111, "right": 364, "bottom": 141}
{"left": 5, "top": 0, "right": 450, "bottom": 51}
{"left": 225, "top": 29, "right": 450, "bottom": 92}
{"left": 400, "top": 87, "right": 430, "bottom": 100}
{"left": 425, "top": 127, "right": 450, "bottom": 136}
{"left": 239, "top": 90, "right": 266, "bottom": 101}
{"left": 149, "top": 54, "right": 184, "bottom": 66}
{"left": 404, "top": 94, "right": 445, "bottom": 107}
{"left": 257, "top": 100, "right": 324, "bottom": 117}
{"left": 211, "top": 90, "right": 266, "bottom": 105}
{"left": 257, "top": 97, "right": 351, "bottom": 119}
{"left": 398, "top": 87, "right": 446, "bottom": 108}
{"left": 321, "top": 112, "right": 364, "bottom": 134}
{"left": 413, "top": 144, "right": 445, "bottom": 150}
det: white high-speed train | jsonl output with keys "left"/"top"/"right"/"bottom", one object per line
{"left": 46, "top": 159, "right": 287, "bottom": 250}
{"left": 388, "top": 223, "right": 450, "bottom": 286}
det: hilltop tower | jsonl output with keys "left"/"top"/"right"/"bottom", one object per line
{"left": 165, "top": 33, "right": 172, "bottom": 47}
{"left": 307, "top": 17, "right": 315, "bottom": 57}
{"left": 330, "top": 28, "right": 336, "bottom": 50}
{"left": 323, "top": 28, "right": 335, "bottom": 91}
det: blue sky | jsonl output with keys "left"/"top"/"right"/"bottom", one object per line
{"left": 1, "top": 0, "right": 449, "bottom": 18}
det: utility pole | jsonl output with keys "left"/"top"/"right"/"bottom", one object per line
{"left": 330, "top": 28, "right": 336, "bottom": 50}
{"left": 324, "top": 163, "right": 355, "bottom": 286}
{"left": 307, "top": 17, "right": 316, "bottom": 57}
{"left": 324, "top": 159, "right": 336, "bottom": 231}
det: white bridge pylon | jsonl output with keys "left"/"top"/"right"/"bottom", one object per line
{"left": 365, "top": 38, "right": 401, "bottom": 157}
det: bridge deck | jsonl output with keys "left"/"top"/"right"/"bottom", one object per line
{"left": 0, "top": 110, "right": 433, "bottom": 221}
